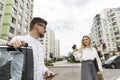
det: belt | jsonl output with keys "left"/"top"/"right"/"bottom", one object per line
{"left": 82, "top": 60, "right": 93, "bottom": 62}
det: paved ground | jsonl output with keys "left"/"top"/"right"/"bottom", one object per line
{"left": 46, "top": 60, "right": 120, "bottom": 80}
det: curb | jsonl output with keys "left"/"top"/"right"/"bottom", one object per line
{"left": 47, "top": 66, "right": 80, "bottom": 68}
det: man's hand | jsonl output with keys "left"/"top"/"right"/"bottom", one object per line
{"left": 7, "top": 40, "right": 26, "bottom": 48}
{"left": 45, "top": 70, "right": 56, "bottom": 80}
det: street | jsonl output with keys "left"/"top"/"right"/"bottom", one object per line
{"left": 47, "top": 61, "right": 120, "bottom": 80}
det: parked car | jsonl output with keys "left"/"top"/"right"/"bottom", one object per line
{"left": 102, "top": 55, "right": 120, "bottom": 69}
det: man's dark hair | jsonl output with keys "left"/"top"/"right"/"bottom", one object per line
{"left": 29, "top": 17, "right": 47, "bottom": 31}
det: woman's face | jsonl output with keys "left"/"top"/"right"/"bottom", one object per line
{"left": 82, "top": 37, "right": 90, "bottom": 47}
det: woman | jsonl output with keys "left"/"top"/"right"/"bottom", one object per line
{"left": 73, "top": 35, "right": 103, "bottom": 80}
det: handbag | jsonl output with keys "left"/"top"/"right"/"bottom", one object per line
{"left": 97, "top": 72, "right": 104, "bottom": 80}
{"left": 93, "top": 58, "right": 99, "bottom": 72}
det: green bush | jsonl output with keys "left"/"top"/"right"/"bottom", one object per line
{"left": 66, "top": 52, "right": 80, "bottom": 63}
{"left": 45, "top": 61, "right": 54, "bottom": 66}
{"left": 112, "top": 51, "right": 116, "bottom": 56}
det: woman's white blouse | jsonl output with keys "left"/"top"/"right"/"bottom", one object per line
{"left": 73, "top": 47, "right": 103, "bottom": 71}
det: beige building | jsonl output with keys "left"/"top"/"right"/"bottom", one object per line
{"left": 0, "top": 0, "right": 34, "bottom": 41}
{"left": 0, "top": 0, "right": 6, "bottom": 38}
{"left": 90, "top": 7, "right": 120, "bottom": 57}
{"left": 40, "top": 28, "right": 55, "bottom": 61}
{"left": 55, "top": 39, "right": 60, "bottom": 58}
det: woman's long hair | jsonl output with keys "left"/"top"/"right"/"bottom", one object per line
{"left": 78, "top": 35, "right": 92, "bottom": 53}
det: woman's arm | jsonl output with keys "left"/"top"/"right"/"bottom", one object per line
{"left": 73, "top": 51, "right": 82, "bottom": 62}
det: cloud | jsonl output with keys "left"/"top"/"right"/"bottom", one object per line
{"left": 63, "top": 0, "right": 93, "bottom": 7}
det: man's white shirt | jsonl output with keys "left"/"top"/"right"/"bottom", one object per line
{"left": 10, "top": 34, "right": 48, "bottom": 80}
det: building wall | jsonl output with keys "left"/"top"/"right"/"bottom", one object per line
{"left": 55, "top": 39, "right": 60, "bottom": 58}
{"left": 1, "top": 0, "right": 34, "bottom": 40}
{"left": 91, "top": 7, "right": 120, "bottom": 54}
{"left": 0, "top": 0, "right": 6, "bottom": 36}
{"left": 39, "top": 28, "right": 55, "bottom": 61}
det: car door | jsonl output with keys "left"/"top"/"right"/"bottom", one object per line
{"left": 0, "top": 46, "right": 34, "bottom": 80}
{"left": 114, "top": 56, "right": 120, "bottom": 68}
{"left": 116, "top": 56, "right": 120, "bottom": 68}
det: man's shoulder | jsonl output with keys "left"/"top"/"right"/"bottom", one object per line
{"left": 11, "top": 35, "right": 28, "bottom": 42}
{"left": 13, "top": 35, "right": 27, "bottom": 39}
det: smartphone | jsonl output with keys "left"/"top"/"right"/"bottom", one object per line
{"left": 46, "top": 74, "right": 58, "bottom": 78}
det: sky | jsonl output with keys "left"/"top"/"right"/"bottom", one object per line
{"left": 33, "top": 0, "right": 120, "bottom": 56}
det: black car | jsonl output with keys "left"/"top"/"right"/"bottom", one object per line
{"left": 102, "top": 55, "right": 120, "bottom": 69}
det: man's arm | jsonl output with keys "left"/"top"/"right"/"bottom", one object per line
{"left": 43, "top": 63, "right": 55, "bottom": 79}
{"left": 7, "top": 36, "right": 26, "bottom": 48}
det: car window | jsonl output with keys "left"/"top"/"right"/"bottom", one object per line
{"left": 115, "top": 56, "right": 120, "bottom": 62}
{"left": 107, "top": 55, "right": 117, "bottom": 61}
{"left": 0, "top": 46, "right": 33, "bottom": 80}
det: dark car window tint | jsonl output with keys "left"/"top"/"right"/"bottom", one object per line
{"left": 0, "top": 47, "right": 25, "bottom": 80}
{"left": 115, "top": 56, "right": 120, "bottom": 62}
{"left": 0, "top": 46, "right": 34, "bottom": 80}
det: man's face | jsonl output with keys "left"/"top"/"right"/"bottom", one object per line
{"left": 37, "top": 23, "right": 46, "bottom": 38}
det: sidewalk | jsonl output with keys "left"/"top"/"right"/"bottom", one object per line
{"left": 51, "top": 60, "right": 81, "bottom": 68}
{"left": 116, "top": 78, "right": 120, "bottom": 80}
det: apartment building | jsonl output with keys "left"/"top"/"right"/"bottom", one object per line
{"left": 0, "top": 0, "right": 34, "bottom": 40}
{"left": 55, "top": 39, "right": 60, "bottom": 58}
{"left": 39, "top": 28, "right": 55, "bottom": 61}
{"left": 0, "top": 0, "right": 6, "bottom": 36}
{"left": 90, "top": 7, "right": 120, "bottom": 54}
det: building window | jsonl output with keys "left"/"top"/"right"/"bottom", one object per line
{"left": 17, "top": 23, "right": 21, "bottom": 30}
{"left": 19, "top": 7, "right": 23, "bottom": 14}
{"left": 11, "top": 17, "right": 16, "bottom": 24}
{"left": 14, "top": 0, "right": 18, "bottom": 6}
{"left": 0, "top": 14, "right": 2, "bottom": 22}
{"left": 9, "top": 26, "right": 15, "bottom": 34}
{"left": 113, "top": 27, "right": 118, "bottom": 31}
{"left": 114, "top": 31, "right": 119, "bottom": 35}
{"left": 116, "top": 37, "right": 120, "bottom": 40}
{"left": 25, "top": 12, "right": 28, "bottom": 18}
{"left": 107, "top": 39, "right": 109, "bottom": 42}
{"left": 0, "top": 2, "right": 3, "bottom": 11}
{"left": 26, "top": 3, "right": 29, "bottom": 9}
{"left": 110, "top": 13, "right": 115, "bottom": 17}
{"left": 8, "top": 37, "right": 12, "bottom": 41}
{"left": 18, "top": 15, "right": 22, "bottom": 21}
{"left": 23, "top": 27, "right": 27, "bottom": 33}
{"left": 16, "top": 31, "right": 21, "bottom": 35}
{"left": 12, "top": 7, "right": 17, "bottom": 15}
{"left": 112, "top": 22, "right": 117, "bottom": 26}
{"left": 111, "top": 17, "right": 116, "bottom": 21}
{"left": 31, "top": 4, "right": 33, "bottom": 10}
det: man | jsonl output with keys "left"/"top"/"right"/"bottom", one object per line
{"left": 7, "top": 17, "right": 55, "bottom": 80}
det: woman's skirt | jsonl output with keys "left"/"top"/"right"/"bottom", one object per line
{"left": 81, "top": 60, "right": 98, "bottom": 80}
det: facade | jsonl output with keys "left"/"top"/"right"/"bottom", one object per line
{"left": 106, "top": 8, "right": 120, "bottom": 51}
{"left": 90, "top": 7, "right": 120, "bottom": 56}
{"left": 39, "top": 28, "right": 55, "bottom": 61}
{"left": 0, "top": 0, "right": 6, "bottom": 37}
{"left": 0, "top": 0, "right": 34, "bottom": 40}
{"left": 55, "top": 39, "right": 60, "bottom": 58}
